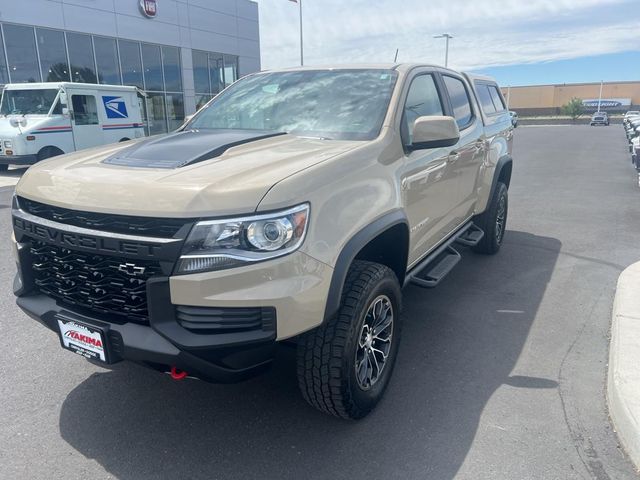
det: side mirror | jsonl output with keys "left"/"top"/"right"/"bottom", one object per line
{"left": 408, "top": 116, "right": 460, "bottom": 150}
{"left": 62, "top": 107, "right": 69, "bottom": 116}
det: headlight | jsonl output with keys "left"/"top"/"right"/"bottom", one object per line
{"left": 176, "top": 203, "right": 310, "bottom": 274}
{"left": 4, "top": 140, "right": 12, "bottom": 149}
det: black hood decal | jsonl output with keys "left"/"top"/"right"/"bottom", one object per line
{"left": 102, "top": 129, "right": 286, "bottom": 169}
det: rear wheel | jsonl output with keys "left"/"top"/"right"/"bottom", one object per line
{"left": 472, "top": 182, "right": 508, "bottom": 255}
{"left": 0, "top": 164, "right": 8, "bottom": 172}
{"left": 297, "top": 260, "right": 402, "bottom": 419}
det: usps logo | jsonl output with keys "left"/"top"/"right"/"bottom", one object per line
{"left": 102, "top": 96, "right": 129, "bottom": 119}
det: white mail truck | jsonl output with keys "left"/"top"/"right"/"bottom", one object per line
{"left": 0, "top": 82, "right": 146, "bottom": 171}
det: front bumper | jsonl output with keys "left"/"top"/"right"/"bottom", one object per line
{"left": 0, "top": 154, "right": 37, "bottom": 165}
{"left": 12, "top": 202, "right": 333, "bottom": 382}
{"left": 15, "top": 276, "right": 278, "bottom": 383}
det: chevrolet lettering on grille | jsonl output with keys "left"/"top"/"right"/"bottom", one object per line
{"left": 12, "top": 216, "right": 164, "bottom": 258}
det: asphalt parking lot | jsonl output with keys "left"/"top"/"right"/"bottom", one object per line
{"left": 1, "top": 125, "right": 639, "bottom": 480}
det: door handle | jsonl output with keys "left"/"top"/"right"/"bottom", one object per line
{"left": 447, "top": 152, "right": 460, "bottom": 163}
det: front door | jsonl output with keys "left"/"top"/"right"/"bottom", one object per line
{"left": 400, "top": 72, "right": 461, "bottom": 266}
{"left": 70, "top": 92, "right": 103, "bottom": 151}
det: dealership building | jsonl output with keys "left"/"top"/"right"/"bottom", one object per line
{"left": 502, "top": 81, "right": 640, "bottom": 116}
{"left": 0, "top": 0, "right": 261, "bottom": 134}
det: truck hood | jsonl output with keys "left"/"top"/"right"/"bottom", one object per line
{"left": 16, "top": 129, "right": 362, "bottom": 217}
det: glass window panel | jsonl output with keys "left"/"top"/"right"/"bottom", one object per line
{"left": 196, "top": 94, "right": 212, "bottom": 111}
{"left": 119, "top": 40, "right": 143, "bottom": 88}
{"left": 209, "top": 53, "right": 224, "bottom": 94}
{"left": 403, "top": 74, "right": 444, "bottom": 143}
{"left": 443, "top": 75, "right": 473, "bottom": 128}
{"left": 71, "top": 95, "right": 99, "bottom": 125}
{"left": 476, "top": 84, "right": 496, "bottom": 115}
{"left": 146, "top": 92, "right": 167, "bottom": 134}
{"left": 192, "top": 50, "right": 209, "bottom": 94}
{"left": 67, "top": 32, "right": 97, "bottom": 83}
{"left": 0, "top": 32, "right": 8, "bottom": 84}
{"left": 488, "top": 85, "right": 506, "bottom": 112}
{"left": 142, "top": 43, "right": 163, "bottom": 91}
{"left": 3, "top": 24, "right": 40, "bottom": 83}
{"left": 165, "top": 93, "right": 184, "bottom": 130}
{"left": 162, "top": 46, "right": 181, "bottom": 92}
{"left": 36, "top": 28, "right": 69, "bottom": 82}
{"left": 94, "top": 36, "right": 121, "bottom": 85}
{"left": 223, "top": 54, "right": 237, "bottom": 87}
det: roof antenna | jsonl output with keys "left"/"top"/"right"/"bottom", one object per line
{"left": 394, "top": 49, "right": 399, "bottom": 62}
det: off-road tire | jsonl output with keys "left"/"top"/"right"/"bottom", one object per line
{"left": 472, "top": 181, "right": 508, "bottom": 255}
{"left": 297, "top": 260, "right": 402, "bottom": 419}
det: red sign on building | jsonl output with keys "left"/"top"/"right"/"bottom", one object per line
{"left": 139, "top": 0, "right": 157, "bottom": 18}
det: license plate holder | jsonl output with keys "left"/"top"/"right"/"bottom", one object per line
{"left": 57, "top": 316, "right": 110, "bottom": 364}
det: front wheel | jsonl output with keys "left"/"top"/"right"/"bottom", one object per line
{"left": 472, "top": 182, "right": 508, "bottom": 255}
{"left": 297, "top": 260, "right": 402, "bottom": 419}
{"left": 0, "top": 164, "right": 8, "bottom": 172}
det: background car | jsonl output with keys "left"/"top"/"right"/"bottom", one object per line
{"left": 590, "top": 111, "right": 609, "bottom": 126}
{"left": 509, "top": 110, "right": 518, "bottom": 127}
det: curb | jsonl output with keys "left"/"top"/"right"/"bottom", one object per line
{"left": 608, "top": 262, "right": 640, "bottom": 471}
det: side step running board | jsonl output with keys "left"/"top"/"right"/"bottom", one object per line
{"left": 455, "top": 223, "right": 484, "bottom": 246}
{"left": 405, "top": 221, "right": 484, "bottom": 289}
{"left": 410, "top": 246, "right": 461, "bottom": 288}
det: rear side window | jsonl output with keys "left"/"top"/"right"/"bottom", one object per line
{"left": 476, "top": 84, "right": 496, "bottom": 114}
{"left": 488, "top": 85, "right": 506, "bottom": 112}
{"left": 71, "top": 94, "right": 99, "bottom": 125}
{"left": 443, "top": 75, "right": 473, "bottom": 128}
{"left": 402, "top": 74, "right": 444, "bottom": 143}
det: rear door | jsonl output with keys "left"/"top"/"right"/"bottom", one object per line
{"left": 441, "top": 74, "right": 487, "bottom": 223}
{"left": 69, "top": 91, "right": 103, "bottom": 150}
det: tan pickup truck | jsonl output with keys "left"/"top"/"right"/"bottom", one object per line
{"left": 12, "top": 64, "right": 513, "bottom": 419}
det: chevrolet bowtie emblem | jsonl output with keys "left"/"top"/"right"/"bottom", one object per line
{"left": 117, "top": 263, "right": 146, "bottom": 276}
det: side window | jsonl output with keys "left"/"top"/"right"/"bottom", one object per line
{"left": 71, "top": 95, "right": 98, "bottom": 125}
{"left": 50, "top": 98, "right": 62, "bottom": 115}
{"left": 488, "top": 85, "right": 506, "bottom": 112}
{"left": 476, "top": 84, "right": 496, "bottom": 115}
{"left": 402, "top": 74, "right": 444, "bottom": 143}
{"left": 443, "top": 75, "right": 473, "bottom": 129}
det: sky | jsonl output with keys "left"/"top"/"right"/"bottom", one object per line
{"left": 255, "top": 0, "right": 640, "bottom": 86}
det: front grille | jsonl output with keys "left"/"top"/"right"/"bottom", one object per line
{"left": 18, "top": 196, "right": 190, "bottom": 238}
{"left": 30, "top": 240, "right": 162, "bottom": 323}
{"left": 176, "top": 305, "right": 276, "bottom": 334}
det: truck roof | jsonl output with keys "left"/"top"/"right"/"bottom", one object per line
{"left": 261, "top": 64, "right": 499, "bottom": 83}
{"left": 3, "top": 82, "right": 139, "bottom": 92}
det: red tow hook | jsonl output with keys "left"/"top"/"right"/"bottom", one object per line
{"left": 170, "top": 366, "right": 188, "bottom": 380}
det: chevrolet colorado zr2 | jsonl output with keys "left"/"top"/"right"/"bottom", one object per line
{"left": 11, "top": 64, "right": 513, "bottom": 419}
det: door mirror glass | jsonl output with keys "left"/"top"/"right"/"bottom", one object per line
{"left": 59, "top": 92, "right": 67, "bottom": 106}
{"left": 62, "top": 107, "right": 69, "bottom": 116}
{"left": 409, "top": 116, "right": 460, "bottom": 150}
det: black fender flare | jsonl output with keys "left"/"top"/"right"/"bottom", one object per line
{"left": 489, "top": 154, "right": 513, "bottom": 199}
{"left": 323, "top": 209, "right": 409, "bottom": 323}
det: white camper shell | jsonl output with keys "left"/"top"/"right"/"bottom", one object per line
{"left": 0, "top": 82, "right": 146, "bottom": 170}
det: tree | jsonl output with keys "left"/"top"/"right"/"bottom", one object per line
{"left": 562, "top": 97, "right": 584, "bottom": 121}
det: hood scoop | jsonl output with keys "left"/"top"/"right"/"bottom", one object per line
{"left": 102, "top": 129, "right": 286, "bottom": 169}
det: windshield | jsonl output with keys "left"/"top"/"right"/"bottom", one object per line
{"left": 0, "top": 89, "right": 59, "bottom": 115}
{"left": 188, "top": 69, "right": 398, "bottom": 141}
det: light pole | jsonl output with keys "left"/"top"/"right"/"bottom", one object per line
{"left": 289, "top": 0, "right": 304, "bottom": 66}
{"left": 433, "top": 33, "right": 453, "bottom": 67}
{"left": 597, "top": 79, "right": 603, "bottom": 112}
